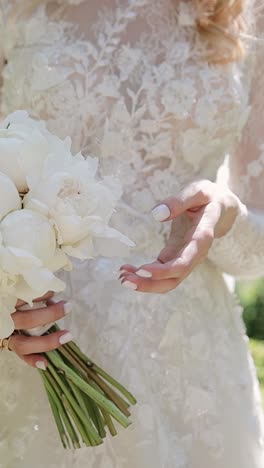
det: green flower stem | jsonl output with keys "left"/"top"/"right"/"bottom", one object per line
{"left": 47, "top": 393, "right": 69, "bottom": 448}
{"left": 64, "top": 344, "right": 131, "bottom": 416}
{"left": 86, "top": 368, "right": 131, "bottom": 417}
{"left": 61, "top": 396, "right": 92, "bottom": 447}
{"left": 77, "top": 389, "right": 106, "bottom": 439}
{"left": 44, "top": 369, "right": 81, "bottom": 449}
{"left": 47, "top": 349, "right": 131, "bottom": 429}
{"left": 82, "top": 386, "right": 108, "bottom": 439}
{"left": 43, "top": 324, "right": 137, "bottom": 449}
{"left": 64, "top": 339, "right": 94, "bottom": 363}
{"left": 40, "top": 372, "right": 69, "bottom": 449}
{"left": 47, "top": 357, "right": 103, "bottom": 445}
{"left": 63, "top": 343, "right": 131, "bottom": 413}
{"left": 58, "top": 346, "right": 88, "bottom": 379}
{"left": 51, "top": 326, "right": 136, "bottom": 405}
{"left": 65, "top": 341, "right": 136, "bottom": 405}
{"left": 90, "top": 365, "right": 136, "bottom": 406}
{"left": 67, "top": 381, "right": 97, "bottom": 446}
{"left": 67, "top": 380, "right": 90, "bottom": 420}
{"left": 101, "top": 409, "right": 117, "bottom": 437}
{"left": 81, "top": 389, "right": 107, "bottom": 439}
{"left": 49, "top": 340, "right": 130, "bottom": 438}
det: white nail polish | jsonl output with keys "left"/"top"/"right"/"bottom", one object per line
{"left": 122, "top": 281, "right": 138, "bottom": 291}
{"left": 59, "top": 332, "right": 73, "bottom": 345}
{"left": 36, "top": 361, "right": 47, "bottom": 371}
{"left": 152, "top": 204, "right": 170, "bottom": 222}
{"left": 64, "top": 302, "right": 73, "bottom": 315}
{"left": 119, "top": 269, "right": 127, "bottom": 275}
{"left": 137, "top": 269, "right": 152, "bottom": 278}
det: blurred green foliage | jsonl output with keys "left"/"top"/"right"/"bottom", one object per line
{"left": 237, "top": 280, "right": 264, "bottom": 340}
{"left": 250, "top": 339, "right": 264, "bottom": 402}
{"left": 237, "top": 280, "right": 264, "bottom": 402}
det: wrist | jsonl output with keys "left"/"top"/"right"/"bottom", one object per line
{"left": 215, "top": 190, "right": 246, "bottom": 238}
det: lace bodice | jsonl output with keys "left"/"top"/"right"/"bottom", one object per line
{"left": 1, "top": 0, "right": 263, "bottom": 267}
{"left": 0, "top": 2, "right": 264, "bottom": 468}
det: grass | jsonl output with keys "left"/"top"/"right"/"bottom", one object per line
{"left": 250, "top": 339, "right": 264, "bottom": 402}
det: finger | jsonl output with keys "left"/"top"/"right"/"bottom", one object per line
{"left": 156, "top": 217, "right": 188, "bottom": 265}
{"left": 120, "top": 264, "right": 137, "bottom": 274}
{"left": 16, "top": 291, "right": 54, "bottom": 308}
{"left": 122, "top": 261, "right": 162, "bottom": 279}
{"left": 135, "top": 258, "right": 187, "bottom": 280}
{"left": 136, "top": 215, "right": 215, "bottom": 281}
{"left": 157, "top": 242, "right": 181, "bottom": 265}
{"left": 21, "top": 354, "right": 48, "bottom": 370}
{"left": 120, "top": 273, "right": 180, "bottom": 294}
{"left": 168, "top": 205, "right": 215, "bottom": 271}
{"left": 12, "top": 301, "right": 71, "bottom": 330}
{"left": 158, "top": 226, "right": 213, "bottom": 280}
{"left": 33, "top": 291, "right": 54, "bottom": 303}
{"left": 119, "top": 265, "right": 137, "bottom": 280}
{"left": 9, "top": 330, "right": 73, "bottom": 355}
{"left": 152, "top": 180, "right": 213, "bottom": 222}
{"left": 157, "top": 228, "right": 213, "bottom": 279}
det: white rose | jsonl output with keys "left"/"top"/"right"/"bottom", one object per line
{"left": 0, "top": 111, "right": 71, "bottom": 192}
{"left": 0, "top": 172, "right": 21, "bottom": 221}
{"left": 25, "top": 155, "right": 134, "bottom": 259}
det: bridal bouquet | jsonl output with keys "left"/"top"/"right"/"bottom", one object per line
{"left": 0, "top": 111, "right": 136, "bottom": 448}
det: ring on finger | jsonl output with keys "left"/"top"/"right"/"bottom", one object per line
{"left": 0, "top": 335, "right": 13, "bottom": 351}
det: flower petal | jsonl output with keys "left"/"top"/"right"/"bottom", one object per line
{"left": 0, "top": 297, "right": 16, "bottom": 339}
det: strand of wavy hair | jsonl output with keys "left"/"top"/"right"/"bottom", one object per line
{"left": 195, "top": 0, "right": 247, "bottom": 63}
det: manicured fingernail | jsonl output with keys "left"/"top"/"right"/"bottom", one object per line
{"left": 120, "top": 269, "right": 127, "bottom": 275}
{"left": 152, "top": 204, "right": 170, "bottom": 221}
{"left": 36, "top": 361, "right": 47, "bottom": 371}
{"left": 137, "top": 269, "right": 152, "bottom": 278}
{"left": 64, "top": 302, "right": 73, "bottom": 315}
{"left": 59, "top": 332, "right": 73, "bottom": 345}
{"left": 122, "top": 281, "right": 138, "bottom": 290}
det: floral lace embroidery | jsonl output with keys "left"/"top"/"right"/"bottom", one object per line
{"left": 0, "top": 1, "right": 264, "bottom": 467}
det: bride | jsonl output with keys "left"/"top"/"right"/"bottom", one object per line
{"left": 0, "top": 1, "right": 264, "bottom": 467}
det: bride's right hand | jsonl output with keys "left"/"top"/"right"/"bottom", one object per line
{"left": 8, "top": 292, "right": 73, "bottom": 370}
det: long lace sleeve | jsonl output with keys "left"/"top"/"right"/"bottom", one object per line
{"left": 208, "top": 13, "right": 264, "bottom": 279}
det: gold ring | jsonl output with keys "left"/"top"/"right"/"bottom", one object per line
{"left": 0, "top": 336, "right": 13, "bottom": 351}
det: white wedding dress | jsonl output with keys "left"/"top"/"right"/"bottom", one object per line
{"left": 1, "top": 1, "right": 264, "bottom": 467}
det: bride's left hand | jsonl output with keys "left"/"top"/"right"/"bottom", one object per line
{"left": 120, "top": 180, "right": 242, "bottom": 293}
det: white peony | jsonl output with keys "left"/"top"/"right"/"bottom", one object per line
{"left": 0, "top": 111, "right": 135, "bottom": 337}
{"left": 0, "top": 172, "right": 21, "bottom": 221}
{"left": 25, "top": 153, "right": 135, "bottom": 259}
{"left": 0, "top": 210, "right": 70, "bottom": 338}
{"left": 0, "top": 111, "right": 71, "bottom": 192}
{"left": 0, "top": 293, "right": 17, "bottom": 340}
{"left": 0, "top": 209, "right": 71, "bottom": 274}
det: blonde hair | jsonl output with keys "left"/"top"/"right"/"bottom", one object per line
{"left": 195, "top": 0, "right": 246, "bottom": 63}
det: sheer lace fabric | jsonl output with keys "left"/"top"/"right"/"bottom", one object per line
{"left": 208, "top": 8, "right": 264, "bottom": 277}
{"left": 0, "top": 1, "right": 264, "bottom": 467}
